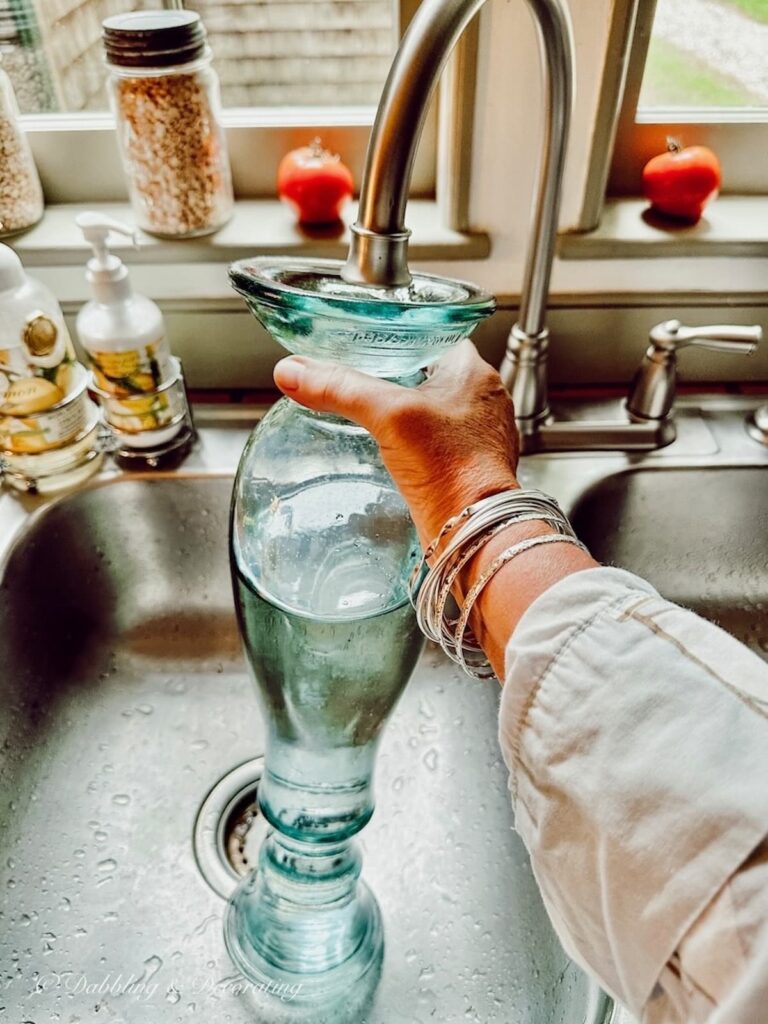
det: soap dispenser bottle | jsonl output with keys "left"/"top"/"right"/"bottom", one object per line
{"left": 76, "top": 213, "right": 172, "bottom": 395}
{"left": 75, "top": 212, "right": 194, "bottom": 467}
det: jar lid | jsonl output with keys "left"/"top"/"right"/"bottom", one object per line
{"left": 102, "top": 10, "right": 207, "bottom": 68}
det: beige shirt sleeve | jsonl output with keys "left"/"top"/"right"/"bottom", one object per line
{"left": 498, "top": 566, "right": 768, "bottom": 1023}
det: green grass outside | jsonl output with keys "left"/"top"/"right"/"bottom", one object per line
{"left": 639, "top": 36, "right": 764, "bottom": 108}
{"left": 721, "top": 0, "right": 768, "bottom": 24}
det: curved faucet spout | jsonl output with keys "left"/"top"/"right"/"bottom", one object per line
{"left": 342, "top": 0, "right": 574, "bottom": 422}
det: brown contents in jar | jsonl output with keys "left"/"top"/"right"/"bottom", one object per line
{"left": 0, "top": 113, "right": 43, "bottom": 236}
{"left": 115, "top": 72, "right": 232, "bottom": 237}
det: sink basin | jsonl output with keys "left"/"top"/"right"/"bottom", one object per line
{"left": 0, "top": 475, "right": 614, "bottom": 1023}
{"left": 570, "top": 466, "right": 768, "bottom": 658}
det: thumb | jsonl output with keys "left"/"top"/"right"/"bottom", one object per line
{"left": 273, "top": 355, "right": 405, "bottom": 433}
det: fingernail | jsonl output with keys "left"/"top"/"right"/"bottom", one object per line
{"left": 275, "top": 357, "right": 304, "bottom": 392}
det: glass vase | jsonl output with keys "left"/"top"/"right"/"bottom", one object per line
{"left": 225, "top": 258, "right": 494, "bottom": 1012}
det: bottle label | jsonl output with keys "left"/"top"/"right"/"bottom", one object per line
{"left": 0, "top": 380, "right": 88, "bottom": 454}
{"left": 0, "top": 328, "right": 77, "bottom": 415}
{"left": 101, "top": 369, "right": 186, "bottom": 435}
{"left": 89, "top": 340, "right": 171, "bottom": 397}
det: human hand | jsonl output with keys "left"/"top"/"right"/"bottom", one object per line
{"left": 273, "top": 340, "right": 521, "bottom": 548}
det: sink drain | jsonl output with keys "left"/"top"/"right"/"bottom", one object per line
{"left": 193, "top": 757, "right": 269, "bottom": 899}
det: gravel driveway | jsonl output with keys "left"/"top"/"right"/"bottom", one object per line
{"left": 653, "top": 0, "right": 768, "bottom": 103}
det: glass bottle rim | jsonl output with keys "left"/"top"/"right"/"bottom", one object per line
{"left": 229, "top": 257, "right": 496, "bottom": 325}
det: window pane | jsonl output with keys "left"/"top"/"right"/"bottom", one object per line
{"left": 638, "top": 0, "right": 768, "bottom": 111}
{"left": 0, "top": 0, "right": 398, "bottom": 113}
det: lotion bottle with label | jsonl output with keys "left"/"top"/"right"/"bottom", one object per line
{"left": 75, "top": 212, "right": 184, "bottom": 450}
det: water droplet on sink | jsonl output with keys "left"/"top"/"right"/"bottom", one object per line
{"left": 392, "top": 775, "right": 404, "bottom": 792}
{"left": 74, "top": 927, "right": 87, "bottom": 937}
{"left": 419, "top": 965, "right": 435, "bottom": 981}
{"left": 104, "top": 911, "right": 118, "bottom": 922}
{"left": 74, "top": 849, "right": 85, "bottom": 859}
{"left": 94, "top": 830, "right": 108, "bottom": 844}
{"left": 190, "top": 739, "right": 209, "bottom": 752}
{"left": 144, "top": 955, "right": 163, "bottom": 978}
{"left": 418, "top": 697, "right": 436, "bottom": 719}
{"left": 423, "top": 748, "right": 439, "bottom": 771}
{"left": 166, "top": 985, "right": 181, "bottom": 1004}
{"left": 97, "top": 858, "right": 117, "bottom": 873}
{"left": 166, "top": 679, "right": 187, "bottom": 695}
{"left": 137, "top": 704, "right": 154, "bottom": 716}
{"left": 20, "top": 913, "right": 31, "bottom": 926}
{"left": 405, "top": 948, "right": 417, "bottom": 963}
{"left": 112, "top": 794, "right": 131, "bottom": 806}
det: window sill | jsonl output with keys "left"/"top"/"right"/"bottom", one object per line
{"left": 10, "top": 199, "right": 490, "bottom": 267}
{"left": 558, "top": 196, "right": 768, "bottom": 260}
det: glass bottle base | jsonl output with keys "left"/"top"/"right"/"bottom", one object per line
{"left": 223, "top": 871, "right": 384, "bottom": 1012}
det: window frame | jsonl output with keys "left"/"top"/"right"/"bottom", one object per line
{"left": 13, "top": 0, "right": 479, "bottom": 221}
{"left": 607, "top": 0, "right": 768, "bottom": 198}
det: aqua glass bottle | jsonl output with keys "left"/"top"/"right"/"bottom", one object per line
{"left": 225, "top": 258, "right": 494, "bottom": 1011}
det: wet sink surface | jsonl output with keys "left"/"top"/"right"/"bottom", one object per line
{"left": 570, "top": 466, "right": 768, "bottom": 658}
{"left": 0, "top": 477, "right": 612, "bottom": 1024}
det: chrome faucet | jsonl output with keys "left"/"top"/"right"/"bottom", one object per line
{"left": 342, "top": 0, "right": 572, "bottom": 393}
{"left": 341, "top": 0, "right": 762, "bottom": 451}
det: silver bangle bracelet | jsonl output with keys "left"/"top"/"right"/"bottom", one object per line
{"left": 410, "top": 487, "right": 584, "bottom": 680}
{"left": 409, "top": 488, "right": 570, "bottom": 603}
{"left": 453, "top": 533, "right": 588, "bottom": 678}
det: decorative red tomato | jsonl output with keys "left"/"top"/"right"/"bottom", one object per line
{"left": 277, "top": 139, "right": 354, "bottom": 225}
{"left": 642, "top": 139, "right": 721, "bottom": 223}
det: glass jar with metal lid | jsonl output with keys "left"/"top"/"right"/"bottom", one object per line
{"left": 103, "top": 10, "right": 234, "bottom": 238}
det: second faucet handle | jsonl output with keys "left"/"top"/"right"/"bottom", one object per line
{"left": 628, "top": 318, "right": 762, "bottom": 422}
{"left": 649, "top": 319, "right": 762, "bottom": 355}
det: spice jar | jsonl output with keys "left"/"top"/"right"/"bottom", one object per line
{"left": 103, "top": 11, "right": 233, "bottom": 239}
{"left": 0, "top": 65, "right": 44, "bottom": 237}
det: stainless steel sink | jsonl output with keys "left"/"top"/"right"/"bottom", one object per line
{"left": 570, "top": 467, "right": 768, "bottom": 657}
{"left": 2, "top": 395, "right": 764, "bottom": 1023}
{"left": 0, "top": 412, "right": 616, "bottom": 1024}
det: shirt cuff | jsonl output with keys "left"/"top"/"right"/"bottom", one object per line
{"left": 498, "top": 566, "right": 768, "bottom": 1016}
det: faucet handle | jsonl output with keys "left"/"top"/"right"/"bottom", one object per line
{"left": 628, "top": 318, "right": 762, "bottom": 422}
{"left": 649, "top": 319, "right": 762, "bottom": 355}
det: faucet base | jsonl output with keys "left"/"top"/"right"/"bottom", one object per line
{"left": 518, "top": 400, "right": 677, "bottom": 453}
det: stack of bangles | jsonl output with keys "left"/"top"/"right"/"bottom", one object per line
{"left": 408, "top": 488, "right": 587, "bottom": 680}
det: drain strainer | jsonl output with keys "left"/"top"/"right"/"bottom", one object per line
{"left": 193, "top": 757, "right": 269, "bottom": 899}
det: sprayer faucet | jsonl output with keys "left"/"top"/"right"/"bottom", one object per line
{"left": 341, "top": 0, "right": 760, "bottom": 451}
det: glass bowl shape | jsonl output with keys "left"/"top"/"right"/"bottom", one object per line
{"left": 229, "top": 257, "right": 496, "bottom": 375}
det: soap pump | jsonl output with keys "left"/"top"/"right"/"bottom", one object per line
{"left": 75, "top": 212, "right": 195, "bottom": 469}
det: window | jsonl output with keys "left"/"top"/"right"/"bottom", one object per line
{"left": 0, "top": 0, "right": 399, "bottom": 112}
{"left": 0, "top": 0, "right": 445, "bottom": 203}
{"left": 609, "top": 0, "right": 768, "bottom": 196}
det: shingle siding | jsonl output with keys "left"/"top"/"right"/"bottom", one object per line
{"left": 0, "top": 0, "right": 397, "bottom": 111}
